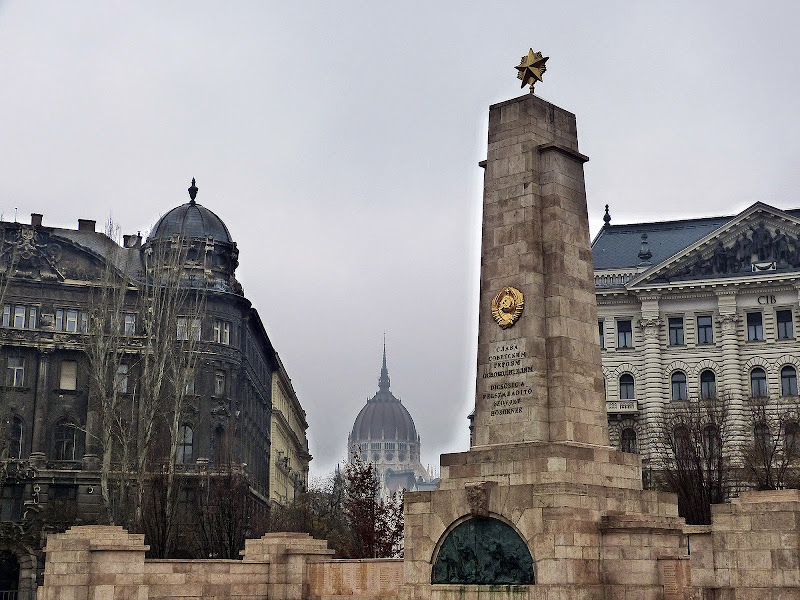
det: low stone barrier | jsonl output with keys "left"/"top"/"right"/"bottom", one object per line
{"left": 37, "top": 525, "right": 402, "bottom": 600}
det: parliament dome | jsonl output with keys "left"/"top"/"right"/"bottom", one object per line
{"left": 148, "top": 178, "right": 233, "bottom": 243}
{"left": 348, "top": 344, "right": 429, "bottom": 483}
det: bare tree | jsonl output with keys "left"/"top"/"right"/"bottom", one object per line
{"left": 267, "top": 468, "right": 351, "bottom": 556}
{"left": 85, "top": 219, "right": 138, "bottom": 524}
{"left": 651, "top": 394, "right": 732, "bottom": 525}
{"left": 743, "top": 394, "right": 800, "bottom": 490}
{"left": 132, "top": 235, "right": 205, "bottom": 544}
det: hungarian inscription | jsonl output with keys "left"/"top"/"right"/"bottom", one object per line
{"left": 482, "top": 337, "right": 534, "bottom": 417}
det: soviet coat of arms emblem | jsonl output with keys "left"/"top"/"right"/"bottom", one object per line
{"left": 491, "top": 286, "right": 524, "bottom": 329}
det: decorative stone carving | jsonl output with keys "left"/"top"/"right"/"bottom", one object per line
{"left": 432, "top": 517, "right": 534, "bottom": 585}
{"left": 465, "top": 481, "right": 496, "bottom": 517}
{"left": 639, "top": 317, "right": 662, "bottom": 340}
{"left": 717, "top": 313, "right": 739, "bottom": 335}
{"left": 0, "top": 226, "right": 64, "bottom": 281}
{"left": 660, "top": 221, "right": 800, "bottom": 282}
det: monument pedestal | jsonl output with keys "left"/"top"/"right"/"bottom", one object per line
{"left": 400, "top": 91, "right": 689, "bottom": 600}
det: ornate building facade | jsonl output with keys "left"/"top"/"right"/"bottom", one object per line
{"left": 348, "top": 345, "right": 436, "bottom": 494}
{"left": 269, "top": 353, "right": 311, "bottom": 507}
{"left": 594, "top": 202, "right": 800, "bottom": 469}
{"left": 0, "top": 181, "right": 306, "bottom": 598}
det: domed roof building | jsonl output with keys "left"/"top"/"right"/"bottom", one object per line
{"left": 348, "top": 344, "right": 433, "bottom": 494}
{"left": 144, "top": 178, "right": 241, "bottom": 294}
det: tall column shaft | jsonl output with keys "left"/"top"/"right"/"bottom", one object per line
{"left": 472, "top": 93, "right": 608, "bottom": 448}
{"left": 31, "top": 352, "right": 50, "bottom": 457}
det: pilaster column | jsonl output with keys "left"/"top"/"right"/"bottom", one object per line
{"left": 30, "top": 351, "right": 51, "bottom": 461}
{"left": 638, "top": 296, "right": 663, "bottom": 465}
{"left": 716, "top": 291, "right": 745, "bottom": 454}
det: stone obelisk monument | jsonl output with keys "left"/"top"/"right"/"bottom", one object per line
{"left": 401, "top": 52, "right": 687, "bottom": 600}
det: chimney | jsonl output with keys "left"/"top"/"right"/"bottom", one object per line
{"left": 123, "top": 234, "right": 142, "bottom": 249}
{"left": 31, "top": 213, "right": 42, "bottom": 227}
{"left": 78, "top": 219, "right": 96, "bottom": 232}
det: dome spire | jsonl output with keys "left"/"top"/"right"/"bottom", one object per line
{"left": 379, "top": 334, "right": 390, "bottom": 392}
{"left": 188, "top": 178, "right": 198, "bottom": 205}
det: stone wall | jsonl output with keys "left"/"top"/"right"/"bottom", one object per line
{"left": 37, "top": 526, "right": 402, "bottom": 600}
{"left": 687, "top": 489, "right": 800, "bottom": 596}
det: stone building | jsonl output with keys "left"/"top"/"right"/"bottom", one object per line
{"left": 0, "top": 181, "right": 303, "bottom": 598}
{"left": 593, "top": 202, "right": 800, "bottom": 467}
{"left": 348, "top": 345, "right": 435, "bottom": 494}
{"left": 270, "top": 353, "right": 311, "bottom": 507}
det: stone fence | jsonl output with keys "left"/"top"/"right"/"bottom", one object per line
{"left": 37, "top": 525, "right": 402, "bottom": 600}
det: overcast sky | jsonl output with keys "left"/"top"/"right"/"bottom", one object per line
{"left": 2, "top": 2, "right": 800, "bottom": 478}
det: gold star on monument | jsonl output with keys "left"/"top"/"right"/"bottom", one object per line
{"left": 515, "top": 48, "right": 549, "bottom": 93}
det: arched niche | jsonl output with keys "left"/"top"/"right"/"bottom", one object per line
{"left": 431, "top": 517, "right": 534, "bottom": 585}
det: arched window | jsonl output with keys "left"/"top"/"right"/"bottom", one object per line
{"left": 784, "top": 421, "right": 798, "bottom": 455}
{"left": 751, "top": 368, "right": 768, "bottom": 397}
{"left": 176, "top": 425, "right": 193, "bottom": 464}
{"left": 754, "top": 422, "right": 771, "bottom": 455}
{"left": 619, "top": 374, "right": 635, "bottom": 399}
{"left": 702, "top": 425, "right": 721, "bottom": 461}
{"left": 8, "top": 417, "right": 22, "bottom": 459}
{"left": 671, "top": 371, "right": 688, "bottom": 401}
{"left": 781, "top": 366, "right": 798, "bottom": 396}
{"left": 54, "top": 418, "right": 76, "bottom": 461}
{"left": 673, "top": 426, "right": 691, "bottom": 460}
{"left": 700, "top": 370, "right": 716, "bottom": 399}
{"left": 620, "top": 428, "right": 637, "bottom": 453}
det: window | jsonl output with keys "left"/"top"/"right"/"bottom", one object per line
{"left": 617, "top": 320, "right": 632, "bottom": 349}
{"left": 668, "top": 317, "right": 684, "bottom": 345}
{"left": 115, "top": 364, "right": 129, "bottom": 394}
{"left": 619, "top": 374, "right": 635, "bottom": 399}
{"left": 751, "top": 367, "right": 768, "bottom": 397}
{"left": 2, "top": 305, "right": 36, "bottom": 329}
{"left": 54, "top": 419, "right": 77, "bottom": 461}
{"left": 700, "top": 370, "right": 716, "bottom": 399}
{"left": 785, "top": 422, "right": 799, "bottom": 454}
{"left": 777, "top": 310, "right": 794, "bottom": 340}
{"left": 370, "top": 442, "right": 381, "bottom": 450}
{"left": 781, "top": 366, "right": 798, "bottom": 396}
{"left": 671, "top": 372, "right": 688, "bottom": 401}
{"left": 214, "top": 370, "right": 226, "bottom": 397}
{"left": 13, "top": 305, "right": 25, "bottom": 328}
{"left": 674, "top": 426, "right": 691, "bottom": 460}
{"left": 754, "top": 422, "right": 771, "bottom": 455}
{"left": 598, "top": 321, "right": 604, "bottom": 349}
{"left": 621, "top": 428, "right": 637, "bottom": 453}
{"left": 702, "top": 425, "right": 721, "bottom": 461}
{"left": 747, "top": 312, "right": 764, "bottom": 341}
{"left": 60, "top": 360, "right": 77, "bottom": 391}
{"left": 697, "top": 315, "right": 714, "bottom": 344}
{"left": 0, "top": 485, "right": 23, "bottom": 521}
{"left": 65, "top": 310, "right": 78, "bottom": 333}
{"left": 176, "top": 425, "right": 193, "bottom": 464}
{"left": 177, "top": 317, "right": 201, "bottom": 341}
{"left": 8, "top": 417, "right": 22, "bottom": 459}
{"left": 384, "top": 442, "right": 395, "bottom": 450}
{"left": 6, "top": 357, "right": 24, "bottom": 387}
{"left": 124, "top": 314, "right": 136, "bottom": 336}
{"left": 55, "top": 309, "right": 88, "bottom": 332}
{"left": 213, "top": 320, "right": 230, "bottom": 345}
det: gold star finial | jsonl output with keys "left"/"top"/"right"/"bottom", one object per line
{"left": 515, "top": 48, "right": 549, "bottom": 93}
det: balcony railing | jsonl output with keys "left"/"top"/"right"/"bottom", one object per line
{"left": 606, "top": 400, "right": 638, "bottom": 414}
{"left": 594, "top": 270, "right": 637, "bottom": 289}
